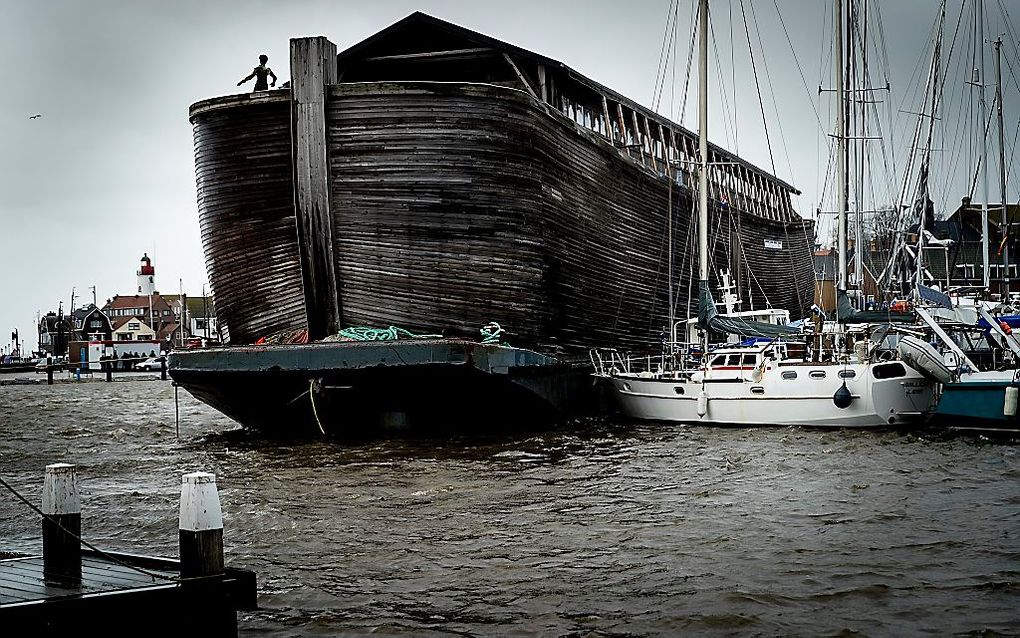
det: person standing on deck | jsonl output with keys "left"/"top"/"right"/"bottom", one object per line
{"left": 237, "top": 54, "right": 277, "bottom": 91}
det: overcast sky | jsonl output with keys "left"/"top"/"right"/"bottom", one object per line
{"left": 2, "top": 0, "right": 1019, "bottom": 352}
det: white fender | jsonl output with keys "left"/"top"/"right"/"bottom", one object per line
{"left": 697, "top": 391, "right": 708, "bottom": 417}
{"left": 1004, "top": 385, "right": 1018, "bottom": 417}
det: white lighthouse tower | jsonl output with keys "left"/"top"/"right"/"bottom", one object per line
{"left": 137, "top": 253, "right": 155, "bottom": 296}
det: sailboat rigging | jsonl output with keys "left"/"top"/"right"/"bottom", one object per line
{"left": 591, "top": 0, "right": 937, "bottom": 428}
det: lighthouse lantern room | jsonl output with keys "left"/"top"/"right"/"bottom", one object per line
{"left": 137, "top": 253, "right": 155, "bottom": 296}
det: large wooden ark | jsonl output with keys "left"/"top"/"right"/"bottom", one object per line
{"left": 189, "top": 12, "right": 815, "bottom": 353}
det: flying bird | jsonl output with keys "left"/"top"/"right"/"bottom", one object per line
{"left": 29, "top": 114, "right": 41, "bottom": 119}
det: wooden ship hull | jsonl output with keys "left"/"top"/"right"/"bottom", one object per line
{"left": 171, "top": 13, "right": 816, "bottom": 435}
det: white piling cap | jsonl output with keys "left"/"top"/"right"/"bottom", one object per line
{"left": 42, "top": 463, "right": 80, "bottom": 515}
{"left": 178, "top": 472, "right": 223, "bottom": 532}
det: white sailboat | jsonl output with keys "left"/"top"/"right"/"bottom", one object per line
{"left": 593, "top": 0, "right": 937, "bottom": 428}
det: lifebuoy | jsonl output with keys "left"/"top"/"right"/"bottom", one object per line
{"left": 1000, "top": 320, "right": 1013, "bottom": 335}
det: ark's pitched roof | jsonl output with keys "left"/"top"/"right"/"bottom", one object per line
{"left": 336, "top": 12, "right": 801, "bottom": 196}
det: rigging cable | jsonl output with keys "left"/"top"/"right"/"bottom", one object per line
{"left": 652, "top": 0, "right": 681, "bottom": 111}
{"left": 741, "top": 0, "right": 806, "bottom": 313}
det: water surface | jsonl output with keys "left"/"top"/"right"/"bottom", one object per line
{"left": 1, "top": 380, "right": 1018, "bottom": 635}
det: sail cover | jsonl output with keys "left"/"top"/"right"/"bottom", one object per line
{"left": 836, "top": 289, "right": 915, "bottom": 323}
{"left": 697, "top": 281, "right": 800, "bottom": 338}
{"left": 917, "top": 284, "right": 952, "bottom": 309}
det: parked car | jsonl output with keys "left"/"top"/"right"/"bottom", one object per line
{"left": 136, "top": 357, "right": 163, "bottom": 371}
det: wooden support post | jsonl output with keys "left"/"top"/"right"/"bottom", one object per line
{"left": 46, "top": 357, "right": 53, "bottom": 386}
{"left": 537, "top": 64, "right": 547, "bottom": 103}
{"left": 631, "top": 110, "right": 645, "bottom": 163}
{"left": 106, "top": 360, "right": 112, "bottom": 382}
{"left": 160, "top": 356, "right": 167, "bottom": 381}
{"left": 642, "top": 116, "right": 658, "bottom": 172}
{"left": 179, "top": 472, "right": 224, "bottom": 579}
{"left": 658, "top": 123, "right": 669, "bottom": 169}
{"left": 616, "top": 104, "right": 628, "bottom": 148}
{"left": 749, "top": 170, "right": 761, "bottom": 218}
{"left": 668, "top": 127, "right": 678, "bottom": 167}
{"left": 291, "top": 36, "right": 341, "bottom": 341}
{"left": 42, "top": 463, "right": 81, "bottom": 584}
{"left": 602, "top": 96, "right": 614, "bottom": 145}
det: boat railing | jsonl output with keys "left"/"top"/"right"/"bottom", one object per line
{"left": 590, "top": 343, "right": 700, "bottom": 377}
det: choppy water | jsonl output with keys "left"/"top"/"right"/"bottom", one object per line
{"left": 1, "top": 379, "right": 1019, "bottom": 635}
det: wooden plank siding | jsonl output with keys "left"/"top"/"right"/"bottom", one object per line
{"left": 190, "top": 93, "right": 306, "bottom": 345}
{"left": 190, "top": 80, "right": 813, "bottom": 351}
{"left": 188, "top": 16, "right": 813, "bottom": 350}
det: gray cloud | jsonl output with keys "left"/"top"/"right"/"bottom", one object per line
{"left": 2, "top": 0, "right": 1016, "bottom": 351}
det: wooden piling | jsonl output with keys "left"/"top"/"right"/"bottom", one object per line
{"left": 290, "top": 36, "right": 341, "bottom": 340}
{"left": 46, "top": 357, "right": 53, "bottom": 385}
{"left": 160, "top": 356, "right": 167, "bottom": 381}
{"left": 178, "top": 472, "right": 224, "bottom": 579}
{"left": 41, "top": 463, "right": 81, "bottom": 584}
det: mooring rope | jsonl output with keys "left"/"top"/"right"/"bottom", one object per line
{"left": 321, "top": 326, "right": 443, "bottom": 342}
{"left": 0, "top": 474, "right": 179, "bottom": 583}
{"left": 480, "top": 322, "right": 504, "bottom": 345}
{"left": 308, "top": 378, "right": 327, "bottom": 437}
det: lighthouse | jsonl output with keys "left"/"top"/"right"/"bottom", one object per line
{"left": 137, "top": 253, "right": 155, "bottom": 296}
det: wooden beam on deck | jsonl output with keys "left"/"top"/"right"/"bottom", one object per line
{"left": 364, "top": 47, "right": 493, "bottom": 63}
{"left": 502, "top": 53, "right": 539, "bottom": 99}
{"left": 290, "top": 36, "right": 341, "bottom": 340}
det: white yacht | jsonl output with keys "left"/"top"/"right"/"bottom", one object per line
{"left": 598, "top": 338, "right": 935, "bottom": 428}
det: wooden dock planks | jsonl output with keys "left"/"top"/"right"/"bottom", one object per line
{"left": 0, "top": 551, "right": 256, "bottom": 635}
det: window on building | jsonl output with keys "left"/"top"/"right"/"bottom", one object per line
{"left": 118, "top": 334, "right": 132, "bottom": 341}
{"left": 195, "top": 319, "right": 207, "bottom": 330}
{"left": 128, "top": 322, "right": 140, "bottom": 330}
{"left": 89, "top": 319, "right": 101, "bottom": 328}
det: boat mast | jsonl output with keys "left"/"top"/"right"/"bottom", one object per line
{"left": 916, "top": 4, "right": 945, "bottom": 290}
{"left": 994, "top": 37, "right": 1009, "bottom": 298}
{"left": 852, "top": 0, "right": 864, "bottom": 297}
{"left": 698, "top": 0, "right": 709, "bottom": 350}
{"left": 978, "top": 0, "right": 991, "bottom": 290}
{"left": 667, "top": 142, "right": 674, "bottom": 347}
{"left": 836, "top": 0, "right": 848, "bottom": 296}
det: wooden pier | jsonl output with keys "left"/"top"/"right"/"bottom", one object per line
{"left": 0, "top": 551, "right": 255, "bottom": 635}
{"left": 0, "top": 465, "right": 257, "bottom": 636}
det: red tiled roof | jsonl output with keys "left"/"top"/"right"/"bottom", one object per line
{"left": 105, "top": 294, "right": 173, "bottom": 312}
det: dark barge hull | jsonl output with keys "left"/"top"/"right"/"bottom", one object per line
{"left": 169, "top": 340, "right": 595, "bottom": 436}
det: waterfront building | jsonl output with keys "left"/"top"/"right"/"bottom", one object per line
{"left": 70, "top": 304, "right": 114, "bottom": 342}
{"left": 162, "top": 294, "right": 220, "bottom": 346}
{"left": 37, "top": 311, "right": 71, "bottom": 357}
